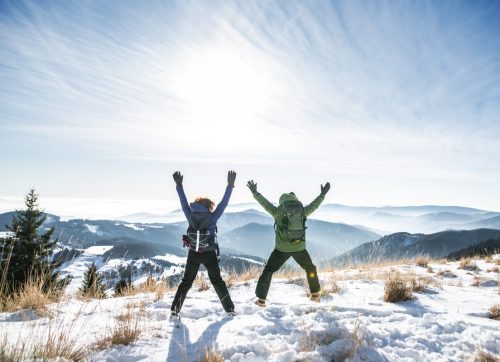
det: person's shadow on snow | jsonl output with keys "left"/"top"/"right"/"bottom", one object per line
{"left": 166, "top": 317, "right": 230, "bottom": 362}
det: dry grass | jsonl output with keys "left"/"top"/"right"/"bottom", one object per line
{"left": 488, "top": 304, "right": 500, "bottom": 321}
{"left": 383, "top": 272, "right": 414, "bottom": 303}
{"left": 495, "top": 259, "right": 500, "bottom": 266}
{"left": 426, "top": 266, "right": 433, "bottom": 273}
{"left": 474, "top": 350, "right": 500, "bottom": 362}
{"left": 416, "top": 257, "right": 429, "bottom": 267}
{"left": 196, "top": 275, "right": 210, "bottom": 292}
{"left": 31, "top": 327, "right": 87, "bottom": 361}
{"left": 94, "top": 308, "right": 142, "bottom": 350}
{"left": 225, "top": 266, "right": 262, "bottom": 288}
{"left": 198, "top": 345, "right": 224, "bottom": 362}
{"left": 487, "top": 266, "right": 500, "bottom": 273}
{"left": 459, "top": 258, "right": 480, "bottom": 271}
{"left": 1, "top": 274, "right": 63, "bottom": 315}
{"left": 0, "top": 302, "right": 92, "bottom": 361}
{"left": 437, "top": 269, "right": 457, "bottom": 278}
{"left": 317, "top": 272, "right": 342, "bottom": 296}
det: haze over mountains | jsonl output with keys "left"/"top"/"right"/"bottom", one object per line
{"left": 2, "top": 202, "right": 500, "bottom": 285}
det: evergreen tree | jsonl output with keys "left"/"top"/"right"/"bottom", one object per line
{"left": 0, "top": 189, "right": 65, "bottom": 294}
{"left": 80, "top": 262, "right": 107, "bottom": 299}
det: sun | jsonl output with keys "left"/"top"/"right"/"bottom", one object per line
{"left": 174, "top": 49, "right": 273, "bottom": 122}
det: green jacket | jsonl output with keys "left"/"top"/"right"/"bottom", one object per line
{"left": 252, "top": 191, "right": 325, "bottom": 252}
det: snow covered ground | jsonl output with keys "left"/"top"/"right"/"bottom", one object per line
{"left": 1, "top": 257, "right": 499, "bottom": 361}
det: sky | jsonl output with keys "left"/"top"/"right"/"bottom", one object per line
{"left": 1, "top": 0, "right": 500, "bottom": 218}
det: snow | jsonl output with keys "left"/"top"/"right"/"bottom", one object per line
{"left": 0, "top": 231, "right": 14, "bottom": 238}
{"left": 123, "top": 223, "right": 145, "bottom": 231}
{"left": 1, "top": 258, "right": 499, "bottom": 361}
{"left": 84, "top": 223, "right": 100, "bottom": 234}
{"left": 153, "top": 254, "right": 187, "bottom": 265}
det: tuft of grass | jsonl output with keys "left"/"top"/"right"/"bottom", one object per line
{"left": 487, "top": 266, "right": 499, "bottom": 273}
{"left": 317, "top": 272, "right": 342, "bottom": 296}
{"left": 32, "top": 328, "right": 87, "bottom": 362}
{"left": 488, "top": 304, "right": 500, "bottom": 321}
{"left": 196, "top": 275, "right": 210, "bottom": 292}
{"left": 383, "top": 272, "right": 414, "bottom": 303}
{"left": 437, "top": 269, "right": 457, "bottom": 278}
{"left": 459, "top": 258, "right": 480, "bottom": 271}
{"left": 415, "top": 257, "right": 429, "bottom": 267}
{"left": 2, "top": 273, "right": 63, "bottom": 315}
{"left": 94, "top": 308, "right": 142, "bottom": 350}
{"left": 426, "top": 266, "right": 434, "bottom": 273}
{"left": 198, "top": 345, "right": 224, "bottom": 362}
{"left": 474, "top": 350, "right": 500, "bottom": 362}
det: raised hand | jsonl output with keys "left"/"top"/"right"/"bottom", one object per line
{"left": 173, "top": 171, "right": 183, "bottom": 186}
{"left": 320, "top": 182, "right": 330, "bottom": 196}
{"left": 247, "top": 180, "right": 258, "bottom": 193}
{"left": 227, "top": 170, "right": 237, "bottom": 187}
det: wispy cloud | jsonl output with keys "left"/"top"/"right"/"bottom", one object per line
{"left": 1, "top": 0, "right": 499, "bottom": 210}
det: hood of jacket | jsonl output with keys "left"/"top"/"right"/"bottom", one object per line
{"left": 190, "top": 202, "right": 211, "bottom": 213}
{"left": 279, "top": 192, "right": 299, "bottom": 205}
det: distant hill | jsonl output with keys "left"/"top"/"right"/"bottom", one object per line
{"left": 327, "top": 229, "right": 500, "bottom": 267}
{"left": 218, "top": 221, "right": 380, "bottom": 259}
{"left": 446, "top": 238, "right": 500, "bottom": 260}
{"left": 100, "top": 237, "right": 184, "bottom": 259}
{"left": 464, "top": 215, "right": 500, "bottom": 230}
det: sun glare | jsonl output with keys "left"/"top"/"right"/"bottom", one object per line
{"left": 175, "top": 50, "right": 273, "bottom": 122}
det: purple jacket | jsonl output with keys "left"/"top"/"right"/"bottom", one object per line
{"left": 176, "top": 185, "right": 233, "bottom": 249}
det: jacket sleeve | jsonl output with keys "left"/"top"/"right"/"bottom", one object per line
{"left": 176, "top": 185, "right": 191, "bottom": 219}
{"left": 252, "top": 192, "right": 278, "bottom": 217}
{"left": 212, "top": 185, "right": 233, "bottom": 222}
{"left": 304, "top": 194, "right": 325, "bottom": 217}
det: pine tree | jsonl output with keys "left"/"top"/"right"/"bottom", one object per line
{"left": 80, "top": 262, "right": 107, "bottom": 299}
{"left": 0, "top": 189, "right": 65, "bottom": 294}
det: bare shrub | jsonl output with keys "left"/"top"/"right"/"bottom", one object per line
{"left": 384, "top": 272, "right": 414, "bottom": 303}
{"left": 459, "top": 258, "right": 479, "bottom": 271}
{"left": 488, "top": 304, "right": 500, "bottom": 321}
{"left": 416, "top": 257, "right": 429, "bottom": 267}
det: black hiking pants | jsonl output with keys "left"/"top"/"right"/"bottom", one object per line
{"left": 171, "top": 250, "right": 234, "bottom": 313}
{"left": 255, "top": 249, "right": 320, "bottom": 300}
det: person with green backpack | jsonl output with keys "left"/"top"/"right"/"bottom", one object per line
{"left": 246, "top": 180, "right": 331, "bottom": 306}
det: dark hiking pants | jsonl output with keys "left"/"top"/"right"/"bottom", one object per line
{"left": 255, "top": 249, "right": 320, "bottom": 300}
{"left": 171, "top": 250, "right": 234, "bottom": 313}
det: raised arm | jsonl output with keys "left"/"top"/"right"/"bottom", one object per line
{"left": 173, "top": 171, "right": 191, "bottom": 219}
{"left": 247, "top": 180, "right": 278, "bottom": 217}
{"left": 212, "top": 170, "right": 236, "bottom": 222}
{"left": 304, "top": 182, "right": 330, "bottom": 217}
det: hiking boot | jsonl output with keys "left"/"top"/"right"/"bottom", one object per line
{"left": 226, "top": 311, "right": 237, "bottom": 317}
{"left": 255, "top": 298, "right": 266, "bottom": 307}
{"left": 170, "top": 311, "right": 180, "bottom": 320}
{"left": 310, "top": 292, "right": 321, "bottom": 303}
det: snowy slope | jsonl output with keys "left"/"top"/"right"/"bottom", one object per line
{"left": 1, "top": 258, "right": 499, "bottom": 361}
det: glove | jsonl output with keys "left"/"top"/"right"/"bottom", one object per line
{"left": 173, "top": 171, "right": 183, "bottom": 186}
{"left": 247, "top": 180, "right": 258, "bottom": 193}
{"left": 320, "top": 182, "right": 330, "bottom": 196}
{"left": 227, "top": 170, "right": 237, "bottom": 187}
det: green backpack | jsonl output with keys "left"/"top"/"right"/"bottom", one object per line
{"left": 275, "top": 200, "right": 307, "bottom": 243}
